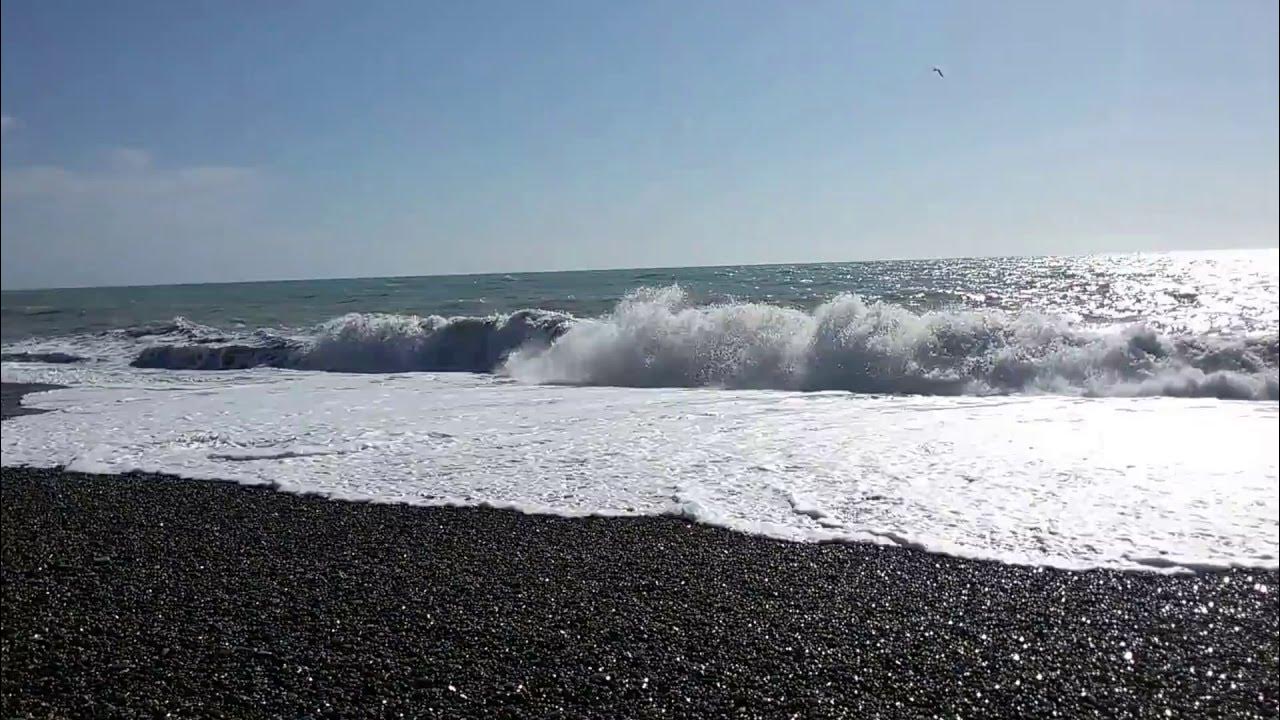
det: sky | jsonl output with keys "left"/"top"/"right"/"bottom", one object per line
{"left": 2, "top": 1, "right": 1277, "bottom": 289}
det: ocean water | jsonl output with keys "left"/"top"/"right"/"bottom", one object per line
{"left": 3, "top": 250, "right": 1278, "bottom": 571}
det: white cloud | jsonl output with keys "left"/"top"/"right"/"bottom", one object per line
{"left": 0, "top": 114, "right": 17, "bottom": 135}
{"left": 1, "top": 152, "right": 262, "bottom": 200}
{"left": 104, "top": 146, "right": 154, "bottom": 172}
{"left": 1, "top": 149, "right": 273, "bottom": 288}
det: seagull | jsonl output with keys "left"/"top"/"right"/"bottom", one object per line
{"left": 932, "top": 66, "right": 945, "bottom": 78}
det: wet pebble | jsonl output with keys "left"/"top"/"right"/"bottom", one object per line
{"left": 1, "top": 467, "right": 1276, "bottom": 719}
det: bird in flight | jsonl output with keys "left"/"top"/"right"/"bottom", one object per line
{"left": 932, "top": 66, "right": 945, "bottom": 78}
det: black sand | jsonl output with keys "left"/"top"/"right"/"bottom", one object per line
{"left": 2, "top": 384, "right": 1277, "bottom": 718}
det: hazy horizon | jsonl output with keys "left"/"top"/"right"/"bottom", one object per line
{"left": 3, "top": 1, "right": 1277, "bottom": 290}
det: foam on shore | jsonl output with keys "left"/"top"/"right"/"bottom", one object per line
{"left": 3, "top": 370, "right": 1276, "bottom": 573}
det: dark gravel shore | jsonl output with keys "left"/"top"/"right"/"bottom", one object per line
{"left": 1, "top": 466, "right": 1276, "bottom": 720}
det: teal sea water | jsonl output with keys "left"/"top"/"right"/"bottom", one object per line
{"left": 3, "top": 249, "right": 1277, "bottom": 399}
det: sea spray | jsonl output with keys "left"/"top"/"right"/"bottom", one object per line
{"left": 503, "top": 287, "right": 1277, "bottom": 400}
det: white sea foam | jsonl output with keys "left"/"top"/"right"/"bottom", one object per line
{"left": 3, "top": 364, "right": 1276, "bottom": 572}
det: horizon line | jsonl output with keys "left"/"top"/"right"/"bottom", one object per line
{"left": 2, "top": 245, "right": 1276, "bottom": 293}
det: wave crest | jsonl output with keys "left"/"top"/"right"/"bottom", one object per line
{"left": 502, "top": 287, "right": 1278, "bottom": 400}
{"left": 132, "top": 310, "right": 573, "bottom": 373}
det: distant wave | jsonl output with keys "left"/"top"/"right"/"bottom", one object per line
{"left": 0, "top": 351, "right": 85, "bottom": 364}
{"left": 132, "top": 310, "right": 573, "bottom": 374}
{"left": 125, "top": 287, "right": 1278, "bottom": 400}
{"left": 0, "top": 306, "right": 64, "bottom": 317}
{"left": 119, "top": 317, "right": 231, "bottom": 343}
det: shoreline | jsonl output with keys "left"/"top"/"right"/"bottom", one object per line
{"left": 0, "top": 382, "right": 64, "bottom": 420}
{"left": 3, "top": 466, "right": 1277, "bottom": 718}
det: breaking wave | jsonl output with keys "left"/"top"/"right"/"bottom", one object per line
{"left": 132, "top": 310, "right": 573, "bottom": 374}
{"left": 117, "top": 287, "right": 1279, "bottom": 400}
{"left": 503, "top": 287, "right": 1278, "bottom": 400}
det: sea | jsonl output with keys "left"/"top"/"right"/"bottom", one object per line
{"left": 3, "top": 249, "right": 1278, "bottom": 572}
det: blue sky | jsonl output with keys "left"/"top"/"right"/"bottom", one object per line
{"left": 2, "top": 0, "right": 1277, "bottom": 288}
